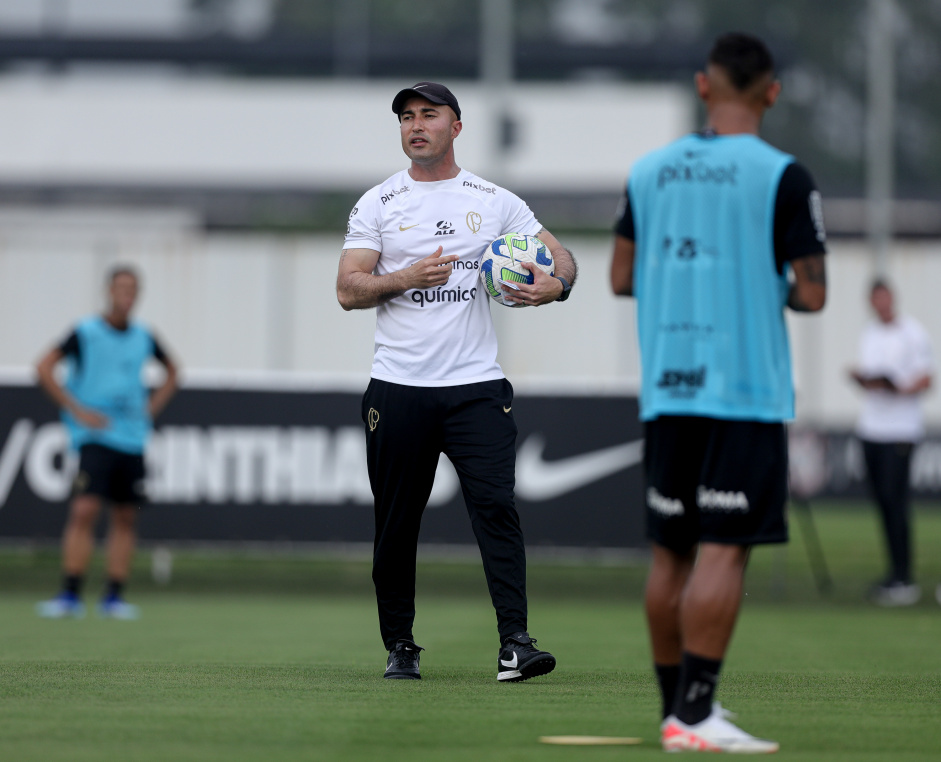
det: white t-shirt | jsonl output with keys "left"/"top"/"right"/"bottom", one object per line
{"left": 344, "top": 168, "right": 542, "bottom": 386}
{"left": 855, "top": 314, "right": 934, "bottom": 442}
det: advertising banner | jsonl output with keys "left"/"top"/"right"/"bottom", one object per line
{"left": 0, "top": 382, "right": 647, "bottom": 549}
{"left": 788, "top": 426, "right": 941, "bottom": 500}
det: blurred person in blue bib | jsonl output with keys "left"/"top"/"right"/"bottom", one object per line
{"left": 35, "top": 266, "right": 178, "bottom": 620}
{"left": 611, "top": 33, "right": 827, "bottom": 753}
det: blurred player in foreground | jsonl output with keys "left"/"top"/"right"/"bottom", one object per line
{"left": 611, "top": 33, "right": 827, "bottom": 752}
{"left": 36, "top": 266, "right": 178, "bottom": 620}
{"left": 849, "top": 279, "right": 933, "bottom": 606}
{"left": 337, "top": 81, "right": 576, "bottom": 680}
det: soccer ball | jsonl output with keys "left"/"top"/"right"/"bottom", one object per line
{"left": 478, "top": 233, "right": 554, "bottom": 308}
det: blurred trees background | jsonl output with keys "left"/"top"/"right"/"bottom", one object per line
{"left": 259, "top": 0, "right": 940, "bottom": 201}
{"left": 0, "top": 0, "right": 937, "bottom": 227}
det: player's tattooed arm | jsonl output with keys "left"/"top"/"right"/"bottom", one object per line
{"left": 610, "top": 235, "right": 635, "bottom": 296}
{"left": 337, "top": 247, "right": 457, "bottom": 310}
{"left": 787, "top": 254, "right": 827, "bottom": 312}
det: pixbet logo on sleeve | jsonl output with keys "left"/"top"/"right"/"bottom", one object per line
{"left": 380, "top": 186, "right": 410, "bottom": 205}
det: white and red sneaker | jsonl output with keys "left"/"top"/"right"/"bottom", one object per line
{"left": 661, "top": 704, "right": 779, "bottom": 754}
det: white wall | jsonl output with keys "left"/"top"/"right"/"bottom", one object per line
{"left": 0, "top": 76, "right": 690, "bottom": 192}
{"left": 3, "top": 210, "right": 940, "bottom": 427}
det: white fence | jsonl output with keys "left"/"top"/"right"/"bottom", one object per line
{"left": 2, "top": 208, "right": 940, "bottom": 428}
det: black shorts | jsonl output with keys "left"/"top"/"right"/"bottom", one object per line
{"left": 644, "top": 416, "right": 788, "bottom": 552}
{"left": 73, "top": 443, "right": 147, "bottom": 505}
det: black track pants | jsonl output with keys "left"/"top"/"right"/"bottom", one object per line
{"left": 862, "top": 439, "right": 915, "bottom": 583}
{"left": 362, "top": 378, "right": 527, "bottom": 650}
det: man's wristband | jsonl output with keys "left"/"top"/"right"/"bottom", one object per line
{"left": 554, "top": 276, "right": 572, "bottom": 302}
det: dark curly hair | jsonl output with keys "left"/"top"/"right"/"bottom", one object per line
{"left": 708, "top": 33, "right": 775, "bottom": 92}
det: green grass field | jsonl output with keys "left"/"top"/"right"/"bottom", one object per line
{"left": 1, "top": 502, "right": 940, "bottom": 761}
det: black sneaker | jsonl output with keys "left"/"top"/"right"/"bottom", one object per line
{"left": 497, "top": 632, "right": 556, "bottom": 682}
{"left": 384, "top": 639, "right": 423, "bottom": 680}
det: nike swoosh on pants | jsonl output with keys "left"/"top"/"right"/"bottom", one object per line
{"left": 515, "top": 435, "right": 644, "bottom": 501}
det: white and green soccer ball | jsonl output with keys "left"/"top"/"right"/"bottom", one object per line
{"left": 478, "top": 233, "right": 555, "bottom": 308}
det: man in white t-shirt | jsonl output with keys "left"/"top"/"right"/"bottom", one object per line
{"left": 337, "top": 81, "right": 577, "bottom": 680}
{"left": 849, "top": 279, "right": 933, "bottom": 606}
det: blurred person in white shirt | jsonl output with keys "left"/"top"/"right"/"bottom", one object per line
{"left": 849, "top": 278, "right": 933, "bottom": 606}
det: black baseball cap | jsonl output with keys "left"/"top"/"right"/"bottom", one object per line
{"left": 391, "top": 82, "right": 461, "bottom": 121}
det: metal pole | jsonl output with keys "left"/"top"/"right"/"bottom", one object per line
{"left": 334, "top": 0, "right": 370, "bottom": 78}
{"left": 479, "top": 0, "right": 515, "bottom": 182}
{"left": 866, "top": 0, "right": 896, "bottom": 278}
{"left": 480, "top": 0, "right": 513, "bottom": 86}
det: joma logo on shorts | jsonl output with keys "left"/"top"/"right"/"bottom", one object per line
{"left": 697, "top": 487, "right": 749, "bottom": 512}
{"left": 656, "top": 366, "right": 706, "bottom": 389}
{"left": 647, "top": 487, "right": 683, "bottom": 516}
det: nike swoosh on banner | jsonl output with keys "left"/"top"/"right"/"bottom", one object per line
{"left": 516, "top": 434, "right": 644, "bottom": 501}
{"left": 500, "top": 653, "right": 518, "bottom": 669}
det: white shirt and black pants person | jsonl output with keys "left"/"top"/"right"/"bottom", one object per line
{"left": 350, "top": 168, "right": 534, "bottom": 658}
{"left": 338, "top": 82, "right": 576, "bottom": 680}
{"left": 851, "top": 281, "right": 934, "bottom": 606}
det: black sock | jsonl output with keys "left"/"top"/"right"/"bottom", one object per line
{"left": 674, "top": 652, "right": 722, "bottom": 725}
{"left": 106, "top": 579, "right": 125, "bottom": 600}
{"left": 654, "top": 663, "right": 681, "bottom": 720}
{"left": 63, "top": 574, "right": 83, "bottom": 597}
